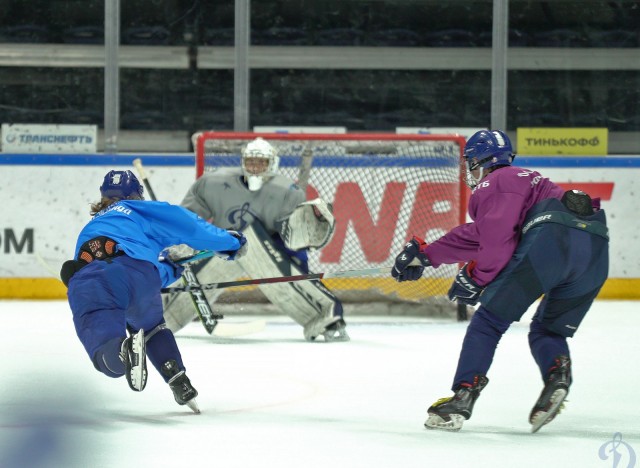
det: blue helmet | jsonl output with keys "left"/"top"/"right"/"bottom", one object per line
{"left": 100, "top": 170, "right": 144, "bottom": 199}
{"left": 463, "top": 130, "right": 514, "bottom": 188}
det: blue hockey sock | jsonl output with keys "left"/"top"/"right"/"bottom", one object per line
{"left": 528, "top": 319, "right": 570, "bottom": 381}
{"left": 145, "top": 325, "right": 185, "bottom": 382}
{"left": 451, "top": 306, "right": 511, "bottom": 390}
{"left": 92, "top": 336, "right": 126, "bottom": 378}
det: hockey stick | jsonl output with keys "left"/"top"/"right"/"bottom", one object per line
{"left": 297, "top": 143, "right": 313, "bottom": 191}
{"left": 161, "top": 266, "right": 392, "bottom": 293}
{"left": 132, "top": 158, "right": 265, "bottom": 337}
{"left": 132, "top": 158, "right": 158, "bottom": 201}
{"left": 174, "top": 250, "right": 217, "bottom": 265}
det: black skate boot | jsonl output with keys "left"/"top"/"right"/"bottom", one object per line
{"left": 424, "top": 375, "right": 489, "bottom": 432}
{"left": 530, "top": 355, "right": 571, "bottom": 433}
{"left": 119, "top": 329, "right": 147, "bottom": 392}
{"left": 161, "top": 360, "right": 200, "bottom": 414}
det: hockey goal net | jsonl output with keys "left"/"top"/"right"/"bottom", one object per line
{"left": 194, "top": 132, "right": 467, "bottom": 316}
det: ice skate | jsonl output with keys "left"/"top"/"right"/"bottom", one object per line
{"left": 530, "top": 355, "right": 571, "bottom": 433}
{"left": 424, "top": 375, "right": 488, "bottom": 432}
{"left": 162, "top": 360, "right": 200, "bottom": 414}
{"left": 303, "top": 316, "right": 350, "bottom": 342}
{"left": 120, "top": 329, "right": 147, "bottom": 392}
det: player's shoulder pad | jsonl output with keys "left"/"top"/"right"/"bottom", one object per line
{"left": 482, "top": 166, "right": 534, "bottom": 193}
{"left": 267, "top": 173, "right": 302, "bottom": 192}
{"left": 200, "top": 167, "right": 241, "bottom": 182}
{"left": 96, "top": 199, "right": 145, "bottom": 217}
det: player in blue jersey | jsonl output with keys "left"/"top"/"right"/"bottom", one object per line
{"left": 391, "top": 130, "right": 609, "bottom": 432}
{"left": 61, "top": 170, "right": 246, "bottom": 413}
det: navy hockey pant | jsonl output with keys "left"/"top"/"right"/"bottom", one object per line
{"left": 452, "top": 221, "right": 608, "bottom": 389}
{"left": 67, "top": 256, "right": 185, "bottom": 382}
{"left": 451, "top": 307, "right": 570, "bottom": 389}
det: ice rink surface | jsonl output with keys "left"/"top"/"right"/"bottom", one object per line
{"left": 1, "top": 299, "right": 638, "bottom": 468}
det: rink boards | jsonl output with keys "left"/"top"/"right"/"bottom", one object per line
{"left": 0, "top": 154, "right": 637, "bottom": 299}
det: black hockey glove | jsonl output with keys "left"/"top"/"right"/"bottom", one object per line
{"left": 159, "top": 249, "right": 185, "bottom": 279}
{"left": 448, "top": 261, "right": 484, "bottom": 306}
{"left": 218, "top": 230, "right": 248, "bottom": 261}
{"left": 391, "top": 236, "right": 431, "bottom": 282}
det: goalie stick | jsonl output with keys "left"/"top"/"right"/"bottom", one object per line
{"left": 131, "top": 157, "right": 157, "bottom": 201}
{"left": 132, "top": 158, "right": 266, "bottom": 337}
{"left": 161, "top": 266, "right": 393, "bottom": 293}
{"left": 297, "top": 143, "right": 313, "bottom": 191}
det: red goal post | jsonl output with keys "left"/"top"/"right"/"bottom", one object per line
{"left": 194, "top": 131, "right": 468, "bottom": 314}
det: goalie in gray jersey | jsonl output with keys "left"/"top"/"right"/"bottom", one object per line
{"left": 164, "top": 137, "right": 348, "bottom": 341}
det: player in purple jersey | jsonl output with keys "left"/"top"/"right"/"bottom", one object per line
{"left": 391, "top": 130, "right": 609, "bottom": 432}
{"left": 61, "top": 170, "right": 246, "bottom": 413}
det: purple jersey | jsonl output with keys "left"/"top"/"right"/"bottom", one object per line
{"left": 423, "top": 166, "right": 565, "bottom": 286}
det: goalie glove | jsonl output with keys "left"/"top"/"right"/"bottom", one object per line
{"left": 448, "top": 261, "right": 484, "bottom": 306}
{"left": 391, "top": 236, "right": 431, "bottom": 282}
{"left": 281, "top": 198, "right": 336, "bottom": 251}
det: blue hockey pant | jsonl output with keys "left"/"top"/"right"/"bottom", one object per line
{"left": 67, "top": 256, "right": 185, "bottom": 382}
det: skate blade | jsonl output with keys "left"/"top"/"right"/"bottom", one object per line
{"left": 186, "top": 398, "right": 201, "bottom": 414}
{"left": 530, "top": 388, "right": 567, "bottom": 433}
{"left": 129, "top": 330, "right": 148, "bottom": 392}
{"left": 424, "top": 413, "right": 465, "bottom": 432}
{"left": 323, "top": 327, "right": 350, "bottom": 342}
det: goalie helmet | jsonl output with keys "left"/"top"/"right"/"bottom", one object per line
{"left": 463, "top": 130, "right": 514, "bottom": 189}
{"left": 100, "top": 170, "right": 144, "bottom": 199}
{"left": 241, "top": 137, "right": 280, "bottom": 191}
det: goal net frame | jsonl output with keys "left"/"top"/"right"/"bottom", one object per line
{"left": 194, "top": 131, "right": 468, "bottom": 317}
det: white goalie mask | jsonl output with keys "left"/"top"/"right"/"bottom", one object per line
{"left": 241, "top": 137, "right": 280, "bottom": 191}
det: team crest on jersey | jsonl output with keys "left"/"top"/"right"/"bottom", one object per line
{"left": 227, "top": 202, "right": 258, "bottom": 230}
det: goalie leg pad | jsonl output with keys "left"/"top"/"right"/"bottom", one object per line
{"left": 240, "top": 221, "right": 347, "bottom": 341}
{"left": 162, "top": 257, "right": 244, "bottom": 333}
{"left": 301, "top": 300, "right": 349, "bottom": 342}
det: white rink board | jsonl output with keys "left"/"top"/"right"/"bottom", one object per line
{"left": 0, "top": 163, "right": 636, "bottom": 279}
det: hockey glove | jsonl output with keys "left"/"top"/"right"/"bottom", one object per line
{"left": 391, "top": 236, "right": 431, "bottom": 282}
{"left": 448, "top": 261, "right": 484, "bottom": 306}
{"left": 159, "top": 248, "right": 185, "bottom": 279}
{"left": 217, "top": 230, "right": 248, "bottom": 261}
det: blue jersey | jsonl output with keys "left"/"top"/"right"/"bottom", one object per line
{"left": 74, "top": 200, "right": 240, "bottom": 286}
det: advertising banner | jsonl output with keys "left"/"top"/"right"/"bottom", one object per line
{"left": 1, "top": 123, "right": 97, "bottom": 153}
{"left": 517, "top": 127, "right": 608, "bottom": 155}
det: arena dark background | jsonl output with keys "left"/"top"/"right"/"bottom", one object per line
{"left": 0, "top": 0, "right": 638, "bottom": 152}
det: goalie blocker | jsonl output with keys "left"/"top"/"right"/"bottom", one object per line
{"left": 163, "top": 219, "right": 348, "bottom": 342}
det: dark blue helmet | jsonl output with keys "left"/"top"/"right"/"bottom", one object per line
{"left": 100, "top": 170, "right": 144, "bottom": 199}
{"left": 463, "top": 130, "right": 514, "bottom": 188}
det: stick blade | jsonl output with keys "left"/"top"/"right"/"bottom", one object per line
{"left": 212, "top": 320, "right": 267, "bottom": 338}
